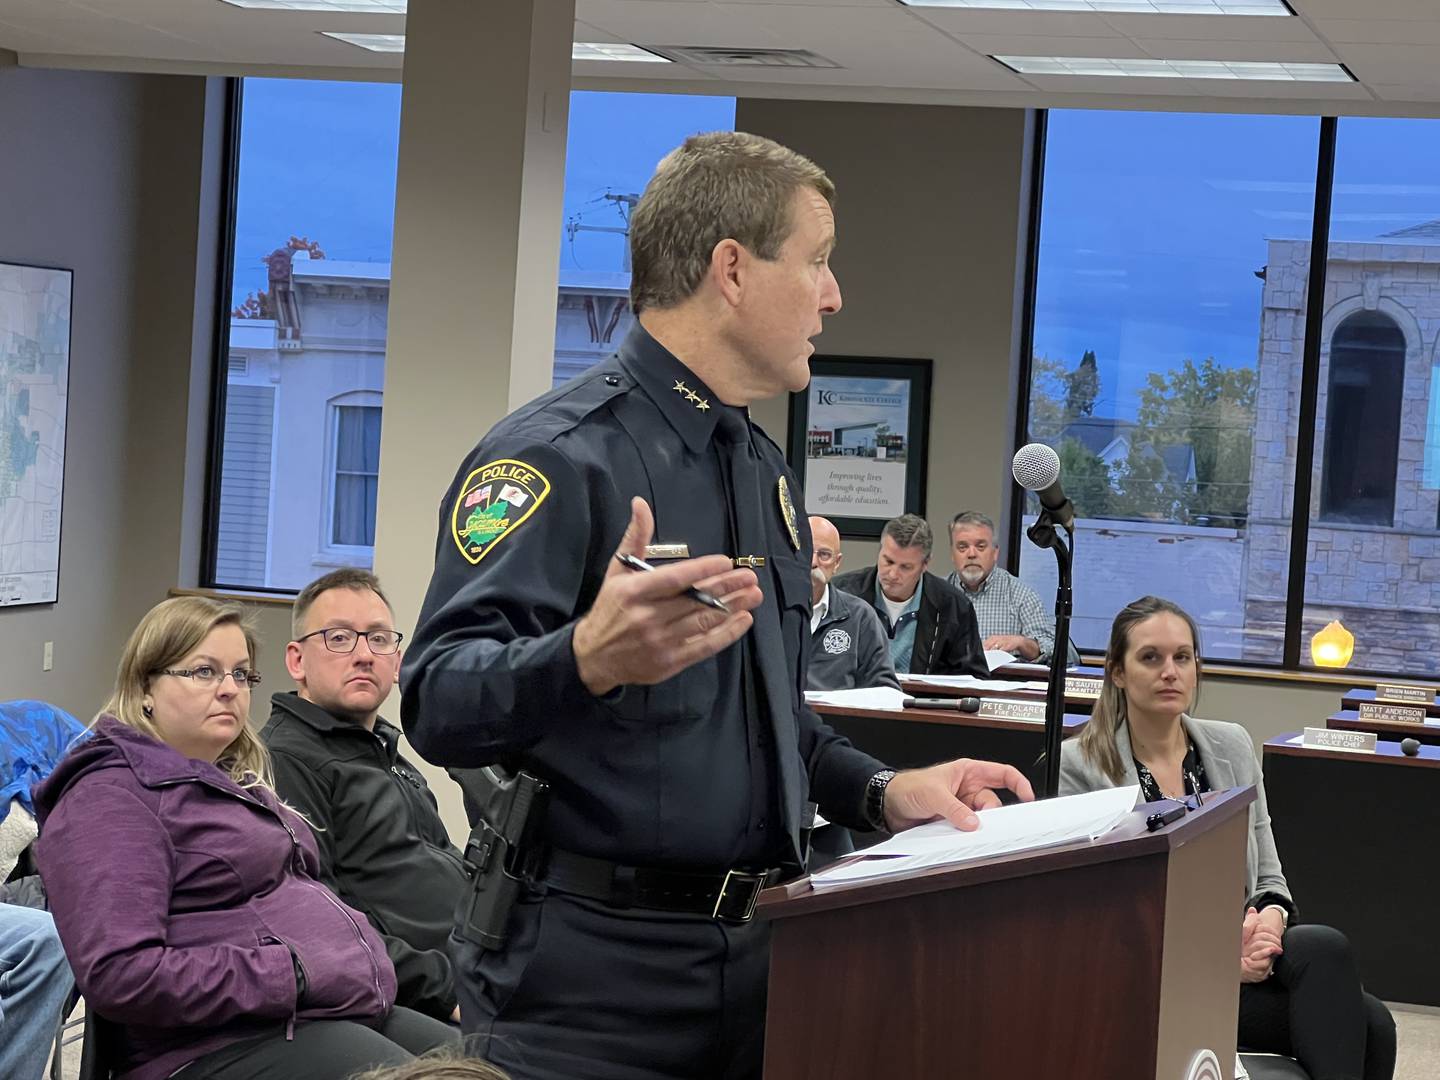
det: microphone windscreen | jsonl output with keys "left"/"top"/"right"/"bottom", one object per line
{"left": 1013, "top": 443, "right": 1061, "bottom": 492}
{"left": 1401, "top": 737, "right": 1421, "bottom": 757}
{"left": 958, "top": 696, "right": 980, "bottom": 713}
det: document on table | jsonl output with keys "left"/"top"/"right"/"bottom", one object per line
{"left": 906, "top": 674, "right": 1047, "bottom": 693}
{"left": 808, "top": 785, "right": 1141, "bottom": 892}
{"left": 804, "top": 686, "right": 910, "bottom": 711}
{"left": 983, "top": 648, "right": 1016, "bottom": 671}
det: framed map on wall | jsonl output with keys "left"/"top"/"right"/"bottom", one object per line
{"left": 0, "top": 261, "right": 72, "bottom": 606}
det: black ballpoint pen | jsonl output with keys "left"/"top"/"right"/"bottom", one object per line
{"left": 614, "top": 553, "right": 730, "bottom": 613}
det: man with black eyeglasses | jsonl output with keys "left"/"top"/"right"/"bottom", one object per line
{"left": 262, "top": 568, "right": 469, "bottom": 1024}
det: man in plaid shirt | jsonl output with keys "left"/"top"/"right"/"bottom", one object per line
{"left": 946, "top": 511, "right": 1057, "bottom": 663}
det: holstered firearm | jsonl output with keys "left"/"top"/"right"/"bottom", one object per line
{"left": 453, "top": 767, "right": 550, "bottom": 951}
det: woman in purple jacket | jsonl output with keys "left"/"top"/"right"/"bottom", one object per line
{"left": 34, "top": 597, "right": 458, "bottom": 1080}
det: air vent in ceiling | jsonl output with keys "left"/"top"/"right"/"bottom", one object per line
{"left": 653, "top": 46, "right": 839, "bottom": 69}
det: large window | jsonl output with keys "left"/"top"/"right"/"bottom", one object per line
{"left": 212, "top": 78, "right": 401, "bottom": 591}
{"left": 1298, "top": 117, "right": 1440, "bottom": 675}
{"left": 1020, "top": 110, "right": 1319, "bottom": 663}
{"left": 1023, "top": 111, "right": 1440, "bottom": 677}
{"left": 209, "top": 81, "right": 733, "bottom": 592}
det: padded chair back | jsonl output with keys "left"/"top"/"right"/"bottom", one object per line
{"left": 1239, "top": 1052, "right": 1312, "bottom": 1080}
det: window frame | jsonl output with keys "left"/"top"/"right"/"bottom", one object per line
{"left": 200, "top": 77, "right": 248, "bottom": 592}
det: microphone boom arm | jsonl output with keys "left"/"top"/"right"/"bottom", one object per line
{"left": 1028, "top": 503, "right": 1074, "bottom": 799}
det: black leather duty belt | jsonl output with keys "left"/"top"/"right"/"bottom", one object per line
{"left": 542, "top": 848, "right": 783, "bottom": 924}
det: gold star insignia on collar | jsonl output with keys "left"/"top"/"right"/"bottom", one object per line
{"left": 671, "top": 379, "right": 711, "bottom": 412}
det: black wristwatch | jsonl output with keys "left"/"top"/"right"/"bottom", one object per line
{"left": 863, "top": 769, "right": 897, "bottom": 831}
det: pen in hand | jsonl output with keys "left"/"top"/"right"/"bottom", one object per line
{"left": 614, "top": 553, "right": 730, "bottom": 613}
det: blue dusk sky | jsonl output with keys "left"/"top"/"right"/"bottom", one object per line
{"left": 231, "top": 82, "right": 1440, "bottom": 422}
{"left": 231, "top": 81, "right": 733, "bottom": 302}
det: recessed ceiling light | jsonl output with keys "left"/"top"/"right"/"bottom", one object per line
{"left": 994, "top": 55, "right": 1352, "bottom": 80}
{"left": 902, "top": 0, "right": 1292, "bottom": 13}
{"left": 572, "top": 42, "right": 671, "bottom": 63}
{"left": 222, "top": 0, "right": 407, "bottom": 11}
{"left": 319, "top": 31, "right": 405, "bottom": 52}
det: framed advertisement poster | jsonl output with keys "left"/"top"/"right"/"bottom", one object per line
{"left": 786, "top": 356, "right": 932, "bottom": 539}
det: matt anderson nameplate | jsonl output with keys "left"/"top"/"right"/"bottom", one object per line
{"left": 1358, "top": 702, "right": 1427, "bottom": 725}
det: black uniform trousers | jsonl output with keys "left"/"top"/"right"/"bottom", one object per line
{"left": 453, "top": 890, "right": 770, "bottom": 1080}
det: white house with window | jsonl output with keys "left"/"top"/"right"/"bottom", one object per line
{"left": 219, "top": 251, "right": 636, "bottom": 591}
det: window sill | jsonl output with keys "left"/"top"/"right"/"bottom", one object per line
{"left": 1077, "top": 654, "right": 1428, "bottom": 691}
{"left": 169, "top": 586, "right": 296, "bottom": 609}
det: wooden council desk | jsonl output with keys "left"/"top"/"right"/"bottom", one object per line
{"left": 1262, "top": 733, "right": 1440, "bottom": 1006}
{"left": 814, "top": 700, "right": 1088, "bottom": 777}
{"left": 1339, "top": 687, "right": 1440, "bottom": 718}
{"left": 1325, "top": 708, "right": 1440, "bottom": 746}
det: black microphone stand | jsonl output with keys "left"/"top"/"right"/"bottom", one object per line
{"left": 1026, "top": 503, "right": 1074, "bottom": 799}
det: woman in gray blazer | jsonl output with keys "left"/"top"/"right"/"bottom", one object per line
{"left": 1060, "top": 597, "right": 1394, "bottom": 1080}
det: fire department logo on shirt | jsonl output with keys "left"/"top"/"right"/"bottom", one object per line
{"left": 451, "top": 458, "right": 551, "bottom": 565}
{"left": 822, "top": 627, "right": 852, "bottom": 655}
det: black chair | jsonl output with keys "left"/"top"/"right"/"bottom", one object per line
{"left": 1239, "top": 1052, "right": 1311, "bottom": 1080}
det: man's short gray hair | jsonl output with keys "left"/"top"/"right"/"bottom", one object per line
{"left": 949, "top": 511, "right": 996, "bottom": 538}
{"left": 882, "top": 514, "right": 933, "bottom": 559}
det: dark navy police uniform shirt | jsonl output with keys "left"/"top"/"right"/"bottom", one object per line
{"left": 401, "top": 323, "right": 884, "bottom": 871}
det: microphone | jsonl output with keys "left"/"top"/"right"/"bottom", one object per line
{"left": 1401, "top": 737, "right": 1421, "bottom": 757}
{"left": 903, "top": 696, "right": 981, "bottom": 712}
{"left": 1012, "top": 443, "right": 1075, "bottom": 530}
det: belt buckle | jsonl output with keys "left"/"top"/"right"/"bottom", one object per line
{"left": 712, "top": 868, "right": 765, "bottom": 923}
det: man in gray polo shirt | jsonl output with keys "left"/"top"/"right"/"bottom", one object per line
{"left": 947, "top": 510, "right": 1057, "bottom": 663}
{"left": 807, "top": 515, "right": 899, "bottom": 691}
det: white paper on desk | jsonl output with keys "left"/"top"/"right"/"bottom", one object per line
{"left": 808, "top": 785, "right": 1141, "bottom": 891}
{"left": 984, "top": 649, "right": 1016, "bottom": 671}
{"left": 804, "top": 686, "right": 910, "bottom": 711}
{"left": 907, "top": 674, "right": 1046, "bottom": 693}
{"left": 1234, "top": 1055, "right": 1249, "bottom": 1080}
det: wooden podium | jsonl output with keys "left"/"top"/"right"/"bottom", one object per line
{"left": 758, "top": 786, "right": 1255, "bottom": 1080}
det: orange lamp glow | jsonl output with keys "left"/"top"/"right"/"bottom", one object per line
{"left": 1311, "top": 620, "right": 1355, "bottom": 668}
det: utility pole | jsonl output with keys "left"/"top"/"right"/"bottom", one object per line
{"left": 566, "top": 192, "right": 639, "bottom": 271}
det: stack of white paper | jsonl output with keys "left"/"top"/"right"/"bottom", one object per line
{"left": 803, "top": 686, "right": 910, "bottom": 711}
{"left": 983, "top": 648, "right": 1016, "bottom": 671}
{"left": 906, "top": 674, "right": 1047, "bottom": 693}
{"left": 809, "top": 785, "right": 1141, "bottom": 892}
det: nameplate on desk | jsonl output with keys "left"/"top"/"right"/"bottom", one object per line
{"left": 1358, "top": 702, "right": 1427, "bottom": 725}
{"left": 1374, "top": 683, "right": 1433, "bottom": 705}
{"left": 976, "top": 699, "right": 1047, "bottom": 723}
{"left": 1065, "top": 677, "right": 1103, "bottom": 699}
{"left": 1303, "top": 727, "right": 1376, "bottom": 754}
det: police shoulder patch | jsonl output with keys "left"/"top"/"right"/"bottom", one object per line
{"left": 451, "top": 458, "right": 552, "bottom": 565}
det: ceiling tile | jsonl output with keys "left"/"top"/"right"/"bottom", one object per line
{"left": 1370, "top": 83, "right": 1440, "bottom": 103}
{"left": 948, "top": 33, "right": 1147, "bottom": 56}
{"left": 904, "top": 8, "right": 1124, "bottom": 36}
{"left": 1310, "top": 19, "right": 1440, "bottom": 45}
{"left": 1100, "top": 11, "right": 1320, "bottom": 40}
{"left": 1332, "top": 43, "right": 1440, "bottom": 85}
{"left": 1290, "top": 0, "right": 1440, "bottom": 17}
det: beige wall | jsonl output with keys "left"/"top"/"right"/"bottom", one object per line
{"left": 0, "top": 68, "right": 221, "bottom": 722}
{"left": 739, "top": 98, "right": 1031, "bottom": 573}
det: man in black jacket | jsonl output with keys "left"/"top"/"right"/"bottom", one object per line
{"left": 831, "top": 514, "right": 988, "bottom": 678}
{"left": 262, "top": 568, "right": 468, "bottom": 1023}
